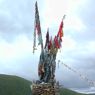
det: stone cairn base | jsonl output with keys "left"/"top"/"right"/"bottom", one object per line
{"left": 31, "top": 82, "right": 60, "bottom": 95}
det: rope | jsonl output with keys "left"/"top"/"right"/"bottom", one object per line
{"left": 58, "top": 60, "right": 95, "bottom": 87}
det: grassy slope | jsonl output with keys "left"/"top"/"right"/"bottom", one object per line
{"left": 60, "top": 88, "right": 94, "bottom": 95}
{"left": 0, "top": 74, "right": 94, "bottom": 95}
{"left": 0, "top": 74, "right": 32, "bottom": 95}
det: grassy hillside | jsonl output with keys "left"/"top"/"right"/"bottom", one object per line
{"left": 60, "top": 88, "right": 94, "bottom": 95}
{"left": 0, "top": 74, "right": 94, "bottom": 95}
{"left": 0, "top": 74, "right": 32, "bottom": 95}
{"left": 60, "top": 88, "right": 86, "bottom": 95}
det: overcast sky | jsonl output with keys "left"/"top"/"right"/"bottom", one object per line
{"left": 0, "top": 0, "right": 95, "bottom": 93}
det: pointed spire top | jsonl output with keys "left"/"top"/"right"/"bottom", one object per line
{"left": 62, "top": 15, "right": 66, "bottom": 21}
{"left": 47, "top": 28, "right": 49, "bottom": 32}
{"left": 35, "top": 1, "right": 37, "bottom": 4}
{"left": 35, "top": 1, "right": 37, "bottom": 6}
{"left": 35, "top": 1, "right": 38, "bottom": 8}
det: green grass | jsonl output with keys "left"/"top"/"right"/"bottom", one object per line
{"left": 60, "top": 88, "right": 94, "bottom": 95}
{"left": 0, "top": 74, "right": 94, "bottom": 95}
{"left": 0, "top": 74, "right": 32, "bottom": 95}
{"left": 60, "top": 88, "right": 86, "bottom": 95}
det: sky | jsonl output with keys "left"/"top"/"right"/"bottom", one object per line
{"left": 0, "top": 0, "right": 95, "bottom": 93}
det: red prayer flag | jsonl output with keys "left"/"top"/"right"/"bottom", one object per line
{"left": 35, "top": 1, "right": 43, "bottom": 45}
{"left": 48, "top": 36, "right": 52, "bottom": 50}
{"left": 57, "top": 20, "right": 64, "bottom": 40}
{"left": 54, "top": 36, "right": 60, "bottom": 49}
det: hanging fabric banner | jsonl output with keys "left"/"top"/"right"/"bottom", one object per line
{"left": 33, "top": 1, "right": 43, "bottom": 53}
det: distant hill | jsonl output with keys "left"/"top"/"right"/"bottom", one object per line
{"left": 0, "top": 74, "right": 32, "bottom": 95}
{"left": 0, "top": 74, "right": 94, "bottom": 95}
{"left": 60, "top": 87, "right": 94, "bottom": 95}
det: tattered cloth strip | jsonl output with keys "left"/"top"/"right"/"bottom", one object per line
{"left": 45, "top": 28, "right": 49, "bottom": 49}
{"left": 33, "top": 1, "right": 43, "bottom": 53}
{"left": 57, "top": 15, "right": 66, "bottom": 41}
{"left": 57, "top": 20, "right": 63, "bottom": 40}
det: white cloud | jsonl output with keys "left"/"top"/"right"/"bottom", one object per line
{"left": 86, "top": 41, "right": 95, "bottom": 52}
{"left": 0, "top": 34, "right": 32, "bottom": 62}
{"left": 41, "top": 0, "right": 87, "bottom": 31}
{"left": 72, "top": 87, "right": 95, "bottom": 94}
{"left": 62, "top": 36, "right": 77, "bottom": 51}
{"left": 64, "top": 15, "right": 86, "bottom": 32}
